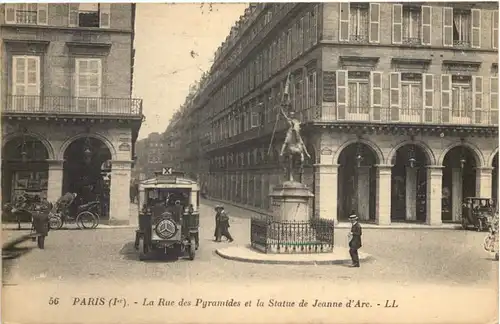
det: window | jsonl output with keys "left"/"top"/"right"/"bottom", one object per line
{"left": 69, "top": 3, "right": 110, "bottom": 28}
{"left": 349, "top": 4, "right": 369, "bottom": 42}
{"left": 4, "top": 4, "right": 48, "bottom": 25}
{"left": 297, "top": 18, "right": 304, "bottom": 55}
{"left": 12, "top": 55, "right": 41, "bottom": 111}
{"left": 347, "top": 71, "right": 370, "bottom": 114}
{"left": 451, "top": 75, "right": 472, "bottom": 119}
{"left": 75, "top": 58, "right": 102, "bottom": 112}
{"left": 491, "top": 77, "right": 498, "bottom": 123}
{"left": 453, "top": 10, "right": 471, "bottom": 46}
{"left": 402, "top": 6, "right": 421, "bottom": 44}
{"left": 310, "top": 5, "right": 318, "bottom": 46}
{"left": 286, "top": 29, "right": 292, "bottom": 63}
{"left": 294, "top": 75, "right": 303, "bottom": 111}
{"left": 401, "top": 73, "right": 422, "bottom": 116}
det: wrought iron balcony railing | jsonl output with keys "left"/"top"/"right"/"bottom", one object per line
{"left": 402, "top": 37, "right": 422, "bottom": 45}
{"left": 349, "top": 34, "right": 369, "bottom": 43}
{"left": 3, "top": 95, "right": 143, "bottom": 117}
{"left": 453, "top": 40, "right": 471, "bottom": 48}
{"left": 301, "top": 106, "right": 498, "bottom": 126}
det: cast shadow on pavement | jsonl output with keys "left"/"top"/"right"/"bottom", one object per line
{"left": 119, "top": 241, "right": 189, "bottom": 263}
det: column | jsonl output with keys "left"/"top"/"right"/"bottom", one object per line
{"left": 476, "top": 167, "right": 493, "bottom": 198}
{"left": 47, "top": 160, "right": 64, "bottom": 203}
{"left": 375, "top": 164, "right": 392, "bottom": 225}
{"left": 405, "top": 167, "right": 417, "bottom": 221}
{"left": 357, "top": 166, "right": 370, "bottom": 221}
{"left": 451, "top": 168, "right": 463, "bottom": 222}
{"left": 109, "top": 160, "right": 133, "bottom": 225}
{"left": 426, "top": 166, "right": 443, "bottom": 226}
{"left": 314, "top": 164, "right": 339, "bottom": 223}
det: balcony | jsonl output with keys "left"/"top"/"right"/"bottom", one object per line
{"left": 301, "top": 106, "right": 498, "bottom": 127}
{"left": 3, "top": 95, "right": 143, "bottom": 119}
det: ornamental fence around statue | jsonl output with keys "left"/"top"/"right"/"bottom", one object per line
{"left": 250, "top": 215, "right": 335, "bottom": 254}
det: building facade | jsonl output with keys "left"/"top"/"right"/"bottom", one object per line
{"left": 1, "top": 3, "right": 143, "bottom": 224}
{"left": 134, "top": 132, "right": 165, "bottom": 180}
{"left": 165, "top": 2, "right": 499, "bottom": 225}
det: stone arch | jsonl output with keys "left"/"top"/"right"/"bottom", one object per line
{"left": 333, "top": 138, "right": 384, "bottom": 165}
{"left": 438, "top": 140, "right": 485, "bottom": 167}
{"left": 488, "top": 147, "right": 499, "bottom": 167}
{"left": 2, "top": 131, "right": 55, "bottom": 160}
{"left": 58, "top": 132, "right": 117, "bottom": 161}
{"left": 387, "top": 140, "right": 436, "bottom": 166}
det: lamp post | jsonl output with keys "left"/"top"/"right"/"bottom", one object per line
{"left": 354, "top": 143, "right": 363, "bottom": 215}
{"left": 20, "top": 129, "right": 28, "bottom": 163}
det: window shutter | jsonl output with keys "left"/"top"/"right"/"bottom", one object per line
{"left": 493, "top": 11, "right": 498, "bottom": 49}
{"left": 339, "top": 3, "right": 350, "bottom": 41}
{"left": 12, "top": 56, "right": 26, "bottom": 96}
{"left": 370, "top": 71, "right": 382, "bottom": 121}
{"left": 312, "top": 71, "right": 317, "bottom": 108}
{"left": 471, "top": 9, "right": 481, "bottom": 48}
{"left": 68, "top": 3, "right": 79, "bottom": 27}
{"left": 5, "top": 4, "right": 16, "bottom": 24}
{"left": 443, "top": 7, "right": 453, "bottom": 47}
{"left": 392, "top": 4, "right": 402, "bottom": 44}
{"left": 389, "top": 72, "right": 401, "bottom": 121}
{"left": 303, "top": 13, "right": 310, "bottom": 51}
{"left": 490, "top": 77, "right": 498, "bottom": 125}
{"left": 423, "top": 74, "right": 434, "bottom": 122}
{"left": 311, "top": 5, "right": 318, "bottom": 46}
{"left": 441, "top": 74, "right": 452, "bottom": 123}
{"left": 336, "top": 70, "right": 348, "bottom": 120}
{"left": 369, "top": 3, "right": 380, "bottom": 43}
{"left": 26, "top": 57, "right": 41, "bottom": 97}
{"left": 37, "top": 3, "right": 48, "bottom": 25}
{"left": 473, "top": 76, "right": 483, "bottom": 123}
{"left": 100, "top": 3, "right": 111, "bottom": 28}
{"left": 421, "top": 6, "right": 432, "bottom": 45}
{"left": 251, "top": 112, "right": 260, "bottom": 128}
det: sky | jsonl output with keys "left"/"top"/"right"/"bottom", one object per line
{"left": 133, "top": 3, "right": 248, "bottom": 139}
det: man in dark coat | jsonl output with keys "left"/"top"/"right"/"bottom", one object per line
{"left": 348, "top": 214, "right": 362, "bottom": 267}
{"left": 214, "top": 205, "right": 222, "bottom": 242}
{"left": 216, "top": 206, "right": 233, "bottom": 242}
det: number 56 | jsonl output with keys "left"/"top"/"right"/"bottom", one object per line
{"left": 48, "top": 297, "right": 59, "bottom": 305}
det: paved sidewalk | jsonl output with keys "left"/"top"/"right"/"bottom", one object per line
{"left": 202, "top": 198, "right": 462, "bottom": 230}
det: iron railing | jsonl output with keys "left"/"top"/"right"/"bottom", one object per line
{"left": 250, "top": 216, "right": 335, "bottom": 254}
{"left": 3, "top": 95, "right": 143, "bottom": 117}
{"left": 301, "top": 106, "right": 498, "bottom": 126}
{"left": 403, "top": 37, "right": 422, "bottom": 45}
{"left": 453, "top": 40, "right": 471, "bottom": 48}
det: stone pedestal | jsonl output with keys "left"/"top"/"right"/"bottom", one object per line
{"left": 314, "top": 164, "right": 338, "bottom": 223}
{"left": 269, "top": 180, "right": 314, "bottom": 222}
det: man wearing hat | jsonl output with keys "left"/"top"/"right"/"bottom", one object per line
{"left": 348, "top": 214, "right": 362, "bottom": 267}
{"left": 214, "top": 205, "right": 233, "bottom": 242}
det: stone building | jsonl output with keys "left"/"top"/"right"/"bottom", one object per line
{"left": 1, "top": 3, "right": 143, "bottom": 224}
{"left": 134, "top": 132, "right": 164, "bottom": 180}
{"left": 165, "top": 3, "right": 499, "bottom": 225}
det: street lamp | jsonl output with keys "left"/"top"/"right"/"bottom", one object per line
{"left": 460, "top": 139, "right": 466, "bottom": 169}
{"left": 408, "top": 144, "right": 416, "bottom": 168}
{"left": 20, "top": 129, "right": 28, "bottom": 163}
{"left": 83, "top": 136, "right": 92, "bottom": 164}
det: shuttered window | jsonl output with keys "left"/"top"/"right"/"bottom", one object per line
{"left": 339, "top": 3, "right": 350, "bottom": 41}
{"left": 442, "top": 7, "right": 453, "bottom": 47}
{"left": 5, "top": 3, "right": 48, "bottom": 25}
{"left": 12, "top": 55, "right": 41, "bottom": 111}
{"left": 472, "top": 76, "right": 483, "bottom": 123}
{"left": 311, "top": 5, "right": 318, "bottom": 46}
{"left": 390, "top": 72, "right": 401, "bottom": 121}
{"left": 491, "top": 77, "right": 498, "bottom": 124}
{"left": 75, "top": 58, "right": 102, "bottom": 112}
{"left": 423, "top": 74, "right": 434, "bottom": 122}
{"left": 392, "top": 4, "right": 403, "bottom": 44}
{"left": 69, "top": 3, "right": 110, "bottom": 28}
{"left": 471, "top": 9, "right": 481, "bottom": 48}
{"left": 336, "top": 70, "right": 348, "bottom": 119}
{"left": 421, "top": 6, "right": 432, "bottom": 45}
{"left": 370, "top": 71, "right": 382, "bottom": 120}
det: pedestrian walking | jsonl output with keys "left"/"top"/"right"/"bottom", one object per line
{"left": 348, "top": 214, "right": 362, "bottom": 268}
{"left": 214, "top": 205, "right": 233, "bottom": 242}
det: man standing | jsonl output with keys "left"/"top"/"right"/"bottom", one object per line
{"left": 348, "top": 214, "right": 362, "bottom": 267}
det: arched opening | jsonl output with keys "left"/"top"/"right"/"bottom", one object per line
{"left": 62, "top": 137, "right": 112, "bottom": 219}
{"left": 493, "top": 153, "right": 498, "bottom": 206}
{"left": 442, "top": 145, "right": 477, "bottom": 222}
{"left": 337, "top": 142, "right": 377, "bottom": 222}
{"left": 390, "top": 144, "right": 429, "bottom": 223}
{"left": 2, "top": 135, "right": 49, "bottom": 203}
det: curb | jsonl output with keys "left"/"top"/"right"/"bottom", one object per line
{"left": 2, "top": 224, "right": 137, "bottom": 231}
{"left": 215, "top": 247, "right": 373, "bottom": 265}
{"left": 202, "top": 198, "right": 463, "bottom": 231}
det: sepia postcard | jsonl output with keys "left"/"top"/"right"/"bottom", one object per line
{"left": 1, "top": 1, "right": 499, "bottom": 323}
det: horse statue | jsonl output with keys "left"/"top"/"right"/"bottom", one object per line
{"left": 279, "top": 107, "right": 311, "bottom": 181}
